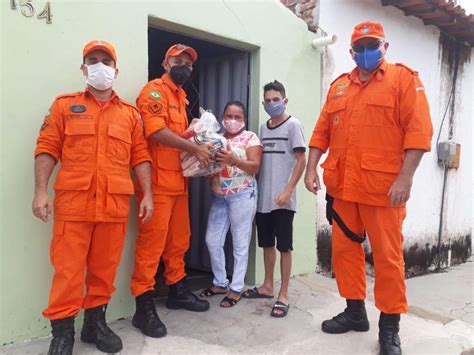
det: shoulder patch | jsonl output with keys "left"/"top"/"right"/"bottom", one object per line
{"left": 395, "top": 63, "right": 418, "bottom": 75}
{"left": 149, "top": 91, "right": 161, "bottom": 100}
{"left": 330, "top": 73, "right": 349, "bottom": 86}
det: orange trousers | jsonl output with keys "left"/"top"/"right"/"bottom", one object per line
{"left": 331, "top": 198, "right": 408, "bottom": 314}
{"left": 43, "top": 221, "right": 126, "bottom": 320}
{"left": 131, "top": 194, "right": 190, "bottom": 296}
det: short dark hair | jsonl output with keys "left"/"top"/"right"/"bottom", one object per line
{"left": 263, "top": 80, "right": 286, "bottom": 98}
{"left": 223, "top": 100, "right": 247, "bottom": 118}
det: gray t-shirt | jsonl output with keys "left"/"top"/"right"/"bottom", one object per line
{"left": 257, "top": 116, "right": 306, "bottom": 213}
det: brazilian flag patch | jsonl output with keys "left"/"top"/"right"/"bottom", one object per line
{"left": 149, "top": 91, "right": 161, "bottom": 100}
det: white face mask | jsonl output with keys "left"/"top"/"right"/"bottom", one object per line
{"left": 85, "top": 62, "right": 115, "bottom": 90}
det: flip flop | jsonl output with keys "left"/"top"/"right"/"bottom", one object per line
{"left": 271, "top": 301, "right": 290, "bottom": 318}
{"left": 200, "top": 287, "right": 227, "bottom": 297}
{"left": 220, "top": 295, "right": 241, "bottom": 308}
{"left": 241, "top": 287, "right": 274, "bottom": 299}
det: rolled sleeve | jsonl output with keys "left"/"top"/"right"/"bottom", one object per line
{"left": 34, "top": 100, "right": 64, "bottom": 161}
{"left": 309, "top": 105, "right": 330, "bottom": 153}
{"left": 130, "top": 113, "right": 152, "bottom": 168}
{"left": 400, "top": 73, "right": 433, "bottom": 152}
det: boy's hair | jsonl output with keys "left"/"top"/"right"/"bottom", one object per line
{"left": 223, "top": 100, "right": 247, "bottom": 118}
{"left": 263, "top": 80, "right": 286, "bottom": 98}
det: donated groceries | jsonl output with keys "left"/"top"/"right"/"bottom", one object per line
{"left": 180, "top": 109, "right": 227, "bottom": 177}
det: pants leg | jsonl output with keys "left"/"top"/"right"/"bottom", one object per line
{"left": 205, "top": 194, "right": 231, "bottom": 289}
{"left": 131, "top": 194, "right": 173, "bottom": 296}
{"left": 43, "top": 221, "right": 93, "bottom": 320}
{"left": 359, "top": 204, "right": 407, "bottom": 314}
{"left": 82, "top": 222, "right": 127, "bottom": 309}
{"left": 162, "top": 194, "right": 191, "bottom": 285}
{"left": 331, "top": 198, "right": 366, "bottom": 301}
{"left": 227, "top": 186, "right": 257, "bottom": 293}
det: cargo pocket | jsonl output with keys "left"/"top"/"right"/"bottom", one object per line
{"left": 106, "top": 175, "right": 134, "bottom": 218}
{"left": 360, "top": 152, "right": 402, "bottom": 195}
{"left": 155, "top": 148, "right": 184, "bottom": 192}
{"left": 64, "top": 120, "right": 96, "bottom": 161}
{"left": 320, "top": 154, "right": 340, "bottom": 191}
{"left": 365, "top": 95, "right": 395, "bottom": 127}
{"left": 108, "top": 125, "right": 132, "bottom": 164}
{"left": 53, "top": 170, "right": 93, "bottom": 215}
{"left": 326, "top": 98, "right": 347, "bottom": 130}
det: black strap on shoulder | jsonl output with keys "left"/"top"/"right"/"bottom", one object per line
{"left": 325, "top": 194, "right": 366, "bottom": 244}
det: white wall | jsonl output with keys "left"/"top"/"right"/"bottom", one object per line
{"left": 317, "top": 0, "right": 473, "bottom": 270}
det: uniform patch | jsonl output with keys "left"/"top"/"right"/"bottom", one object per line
{"left": 361, "top": 27, "right": 370, "bottom": 33}
{"left": 149, "top": 102, "right": 163, "bottom": 114}
{"left": 149, "top": 91, "right": 161, "bottom": 100}
{"left": 70, "top": 105, "right": 87, "bottom": 113}
{"left": 337, "top": 83, "right": 348, "bottom": 89}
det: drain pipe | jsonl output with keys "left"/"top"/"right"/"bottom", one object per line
{"left": 436, "top": 166, "right": 448, "bottom": 271}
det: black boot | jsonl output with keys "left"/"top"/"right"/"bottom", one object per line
{"left": 132, "top": 291, "right": 167, "bottom": 338}
{"left": 48, "top": 317, "right": 75, "bottom": 355}
{"left": 80, "top": 304, "right": 122, "bottom": 353}
{"left": 321, "top": 299, "right": 370, "bottom": 334}
{"left": 166, "top": 278, "right": 210, "bottom": 312}
{"left": 379, "top": 313, "right": 402, "bottom": 355}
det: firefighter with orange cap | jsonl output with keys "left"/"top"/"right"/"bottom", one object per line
{"left": 305, "top": 22, "right": 433, "bottom": 355}
{"left": 132, "top": 44, "right": 212, "bottom": 338}
{"left": 32, "top": 40, "right": 153, "bottom": 354}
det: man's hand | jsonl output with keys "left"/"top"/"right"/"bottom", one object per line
{"left": 139, "top": 194, "right": 154, "bottom": 224}
{"left": 32, "top": 191, "right": 52, "bottom": 223}
{"left": 215, "top": 145, "right": 236, "bottom": 166}
{"left": 275, "top": 188, "right": 292, "bottom": 207}
{"left": 192, "top": 144, "right": 213, "bottom": 167}
{"left": 388, "top": 174, "right": 413, "bottom": 206}
{"left": 304, "top": 169, "right": 321, "bottom": 195}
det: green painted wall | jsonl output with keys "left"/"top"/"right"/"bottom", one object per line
{"left": 0, "top": 0, "right": 320, "bottom": 344}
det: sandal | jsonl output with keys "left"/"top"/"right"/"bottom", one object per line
{"left": 220, "top": 295, "right": 241, "bottom": 308}
{"left": 271, "top": 301, "right": 290, "bottom": 318}
{"left": 200, "top": 287, "right": 227, "bottom": 297}
{"left": 241, "top": 287, "right": 274, "bottom": 299}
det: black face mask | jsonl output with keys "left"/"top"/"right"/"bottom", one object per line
{"left": 169, "top": 65, "right": 192, "bottom": 85}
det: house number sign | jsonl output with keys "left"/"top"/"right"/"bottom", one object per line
{"left": 10, "top": 0, "right": 52, "bottom": 24}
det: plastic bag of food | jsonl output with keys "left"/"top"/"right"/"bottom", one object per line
{"left": 180, "top": 109, "right": 227, "bottom": 177}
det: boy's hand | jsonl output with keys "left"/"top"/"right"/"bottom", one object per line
{"left": 275, "top": 189, "right": 292, "bottom": 207}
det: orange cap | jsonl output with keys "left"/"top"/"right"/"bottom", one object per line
{"left": 83, "top": 40, "right": 117, "bottom": 62}
{"left": 163, "top": 44, "right": 198, "bottom": 63}
{"left": 351, "top": 21, "right": 385, "bottom": 44}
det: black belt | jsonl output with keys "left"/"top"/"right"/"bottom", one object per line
{"left": 325, "top": 194, "right": 366, "bottom": 244}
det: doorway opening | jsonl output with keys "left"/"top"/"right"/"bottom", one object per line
{"left": 148, "top": 25, "right": 251, "bottom": 293}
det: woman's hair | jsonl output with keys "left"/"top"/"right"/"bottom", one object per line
{"left": 222, "top": 100, "right": 247, "bottom": 119}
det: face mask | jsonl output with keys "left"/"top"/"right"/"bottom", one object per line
{"left": 169, "top": 65, "right": 192, "bottom": 85}
{"left": 222, "top": 119, "right": 245, "bottom": 134}
{"left": 264, "top": 100, "right": 286, "bottom": 119}
{"left": 354, "top": 48, "right": 383, "bottom": 72}
{"left": 85, "top": 62, "right": 115, "bottom": 90}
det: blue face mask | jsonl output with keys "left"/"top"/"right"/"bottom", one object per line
{"left": 354, "top": 48, "right": 383, "bottom": 72}
{"left": 264, "top": 100, "right": 286, "bottom": 118}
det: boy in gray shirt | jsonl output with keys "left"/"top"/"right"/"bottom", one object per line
{"left": 242, "top": 81, "right": 306, "bottom": 318}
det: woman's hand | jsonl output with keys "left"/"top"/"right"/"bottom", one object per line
{"left": 216, "top": 146, "right": 237, "bottom": 166}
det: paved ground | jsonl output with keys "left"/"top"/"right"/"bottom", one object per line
{"left": 1, "top": 262, "right": 473, "bottom": 354}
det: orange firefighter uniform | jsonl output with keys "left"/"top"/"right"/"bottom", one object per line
{"left": 131, "top": 45, "right": 198, "bottom": 296}
{"left": 35, "top": 88, "right": 151, "bottom": 320}
{"left": 309, "top": 59, "right": 433, "bottom": 314}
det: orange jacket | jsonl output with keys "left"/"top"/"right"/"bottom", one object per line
{"left": 35, "top": 89, "right": 151, "bottom": 222}
{"left": 309, "top": 61, "right": 433, "bottom": 207}
{"left": 136, "top": 73, "right": 189, "bottom": 195}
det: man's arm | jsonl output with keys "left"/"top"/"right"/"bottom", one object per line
{"left": 133, "top": 161, "right": 154, "bottom": 223}
{"left": 275, "top": 150, "right": 306, "bottom": 207}
{"left": 388, "top": 149, "right": 425, "bottom": 206}
{"left": 32, "top": 153, "right": 56, "bottom": 222}
{"left": 149, "top": 127, "right": 212, "bottom": 165}
{"left": 304, "top": 147, "right": 325, "bottom": 195}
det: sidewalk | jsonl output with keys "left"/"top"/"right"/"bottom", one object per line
{"left": 1, "top": 262, "right": 473, "bottom": 354}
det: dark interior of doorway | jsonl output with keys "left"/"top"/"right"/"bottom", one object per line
{"left": 147, "top": 26, "right": 250, "bottom": 294}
